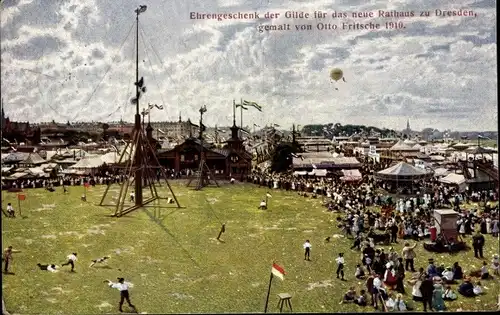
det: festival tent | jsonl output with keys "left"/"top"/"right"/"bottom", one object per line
{"left": 451, "top": 142, "right": 470, "bottom": 150}
{"left": 403, "top": 139, "right": 417, "bottom": 146}
{"left": 439, "top": 173, "right": 467, "bottom": 192}
{"left": 340, "top": 169, "right": 362, "bottom": 182}
{"left": 375, "top": 161, "right": 432, "bottom": 182}
{"left": 439, "top": 173, "right": 466, "bottom": 185}
{"left": 465, "top": 146, "right": 497, "bottom": 155}
{"left": 20, "top": 152, "right": 46, "bottom": 166}
{"left": 433, "top": 168, "right": 450, "bottom": 177}
{"left": 390, "top": 140, "right": 415, "bottom": 151}
{"left": 69, "top": 156, "right": 105, "bottom": 169}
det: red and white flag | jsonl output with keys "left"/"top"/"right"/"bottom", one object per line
{"left": 271, "top": 263, "right": 285, "bottom": 280}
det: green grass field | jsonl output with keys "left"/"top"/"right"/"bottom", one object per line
{"left": 2, "top": 182, "right": 499, "bottom": 314}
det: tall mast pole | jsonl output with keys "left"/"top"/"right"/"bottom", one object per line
{"left": 134, "top": 6, "right": 146, "bottom": 206}
{"left": 232, "top": 99, "right": 236, "bottom": 126}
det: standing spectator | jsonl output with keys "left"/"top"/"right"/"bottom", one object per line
{"left": 2, "top": 246, "right": 20, "bottom": 274}
{"left": 419, "top": 277, "right": 435, "bottom": 312}
{"left": 401, "top": 242, "right": 417, "bottom": 272}
{"left": 472, "top": 230, "right": 485, "bottom": 259}
{"left": 390, "top": 223, "right": 398, "bottom": 243}
{"left": 336, "top": 253, "right": 345, "bottom": 280}
{"left": 303, "top": 240, "right": 311, "bottom": 261}
{"left": 394, "top": 257, "right": 406, "bottom": 294}
{"left": 432, "top": 283, "right": 446, "bottom": 311}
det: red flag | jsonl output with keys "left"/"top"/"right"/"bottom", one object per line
{"left": 84, "top": 182, "right": 90, "bottom": 188}
{"left": 271, "top": 263, "right": 285, "bottom": 280}
{"left": 17, "top": 194, "right": 26, "bottom": 201}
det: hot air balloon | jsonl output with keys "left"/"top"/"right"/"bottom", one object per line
{"left": 329, "top": 68, "right": 343, "bottom": 81}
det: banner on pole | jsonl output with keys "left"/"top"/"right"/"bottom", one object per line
{"left": 271, "top": 263, "right": 285, "bottom": 280}
{"left": 17, "top": 194, "right": 26, "bottom": 201}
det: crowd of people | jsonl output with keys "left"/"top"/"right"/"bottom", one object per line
{"left": 2, "top": 153, "right": 499, "bottom": 312}
{"left": 248, "top": 158, "right": 499, "bottom": 311}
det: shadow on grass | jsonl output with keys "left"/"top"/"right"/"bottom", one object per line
{"left": 141, "top": 207, "right": 200, "bottom": 268}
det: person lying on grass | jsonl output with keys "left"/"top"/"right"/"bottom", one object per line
{"left": 37, "top": 263, "right": 59, "bottom": 272}
{"left": 89, "top": 256, "right": 110, "bottom": 267}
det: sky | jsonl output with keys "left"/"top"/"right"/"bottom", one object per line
{"left": 0, "top": 0, "right": 497, "bottom": 131}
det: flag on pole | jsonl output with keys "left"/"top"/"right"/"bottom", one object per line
{"left": 155, "top": 104, "right": 164, "bottom": 110}
{"left": 273, "top": 124, "right": 280, "bottom": 127}
{"left": 271, "top": 263, "right": 285, "bottom": 280}
{"left": 17, "top": 194, "right": 26, "bottom": 201}
{"left": 243, "top": 100, "right": 262, "bottom": 111}
{"left": 236, "top": 104, "right": 248, "bottom": 110}
{"left": 254, "top": 123, "right": 260, "bottom": 127}
{"left": 266, "top": 192, "right": 272, "bottom": 198}
{"left": 84, "top": 182, "right": 90, "bottom": 188}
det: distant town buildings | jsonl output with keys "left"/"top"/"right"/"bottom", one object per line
{"left": 402, "top": 119, "right": 413, "bottom": 138}
{"left": 149, "top": 114, "right": 199, "bottom": 140}
{"left": 1, "top": 106, "right": 41, "bottom": 145}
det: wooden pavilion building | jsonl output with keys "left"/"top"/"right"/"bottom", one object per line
{"left": 157, "top": 122, "right": 251, "bottom": 179}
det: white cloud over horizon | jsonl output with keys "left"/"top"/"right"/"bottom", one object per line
{"left": 0, "top": 0, "right": 497, "bottom": 131}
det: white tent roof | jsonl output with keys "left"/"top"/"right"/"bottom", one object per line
{"left": 439, "top": 173, "right": 466, "bottom": 185}
{"left": 70, "top": 156, "right": 105, "bottom": 169}
{"left": 390, "top": 140, "right": 416, "bottom": 151}
{"left": 312, "top": 169, "right": 328, "bottom": 176}
{"left": 341, "top": 169, "right": 362, "bottom": 181}
{"left": 378, "top": 162, "right": 429, "bottom": 176}
{"left": 433, "top": 168, "right": 450, "bottom": 177}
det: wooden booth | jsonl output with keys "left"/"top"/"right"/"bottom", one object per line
{"left": 433, "top": 209, "right": 459, "bottom": 241}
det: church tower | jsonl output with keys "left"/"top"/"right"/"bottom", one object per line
{"left": 227, "top": 114, "right": 243, "bottom": 151}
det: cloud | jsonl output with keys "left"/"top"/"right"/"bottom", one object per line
{"left": 0, "top": 0, "right": 497, "bottom": 131}
{"left": 9, "top": 35, "right": 67, "bottom": 60}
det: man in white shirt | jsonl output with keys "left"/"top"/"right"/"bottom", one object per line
{"left": 61, "top": 253, "right": 77, "bottom": 272}
{"left": 258, "top": 200, "right": 267, "bottom": 210}
{"left": 106, "top": 277, "right": 136, "bottom": 313}
{"left": 335, "top": 253, "right": 345, "bottom": 280}
{"left": 6, "top": 203, "right": 15, "bottom": 218}
{"left": 303, "top": 240, "right": 312, "bottom": 261}
{"left": 441, "top": 267, "right": 454, "bottom": 282}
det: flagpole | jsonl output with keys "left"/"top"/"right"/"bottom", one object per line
{"left": 264, "top": 272, "right": 274, "bottom": 313}
{"left": 232, "top": 100, "right": 236, "bottom": 125}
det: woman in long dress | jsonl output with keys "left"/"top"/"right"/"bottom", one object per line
{"left": 492, "top": 217, "right": 499, "bottom": 237}
{"left": 432, "top": 283, "right": 446, "bottom": 311}
{"left": 486, "top": 217, "right": 492, "bottom": 234}
{"left": 459, "top": 220, "right": 466, "bottom": 236}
